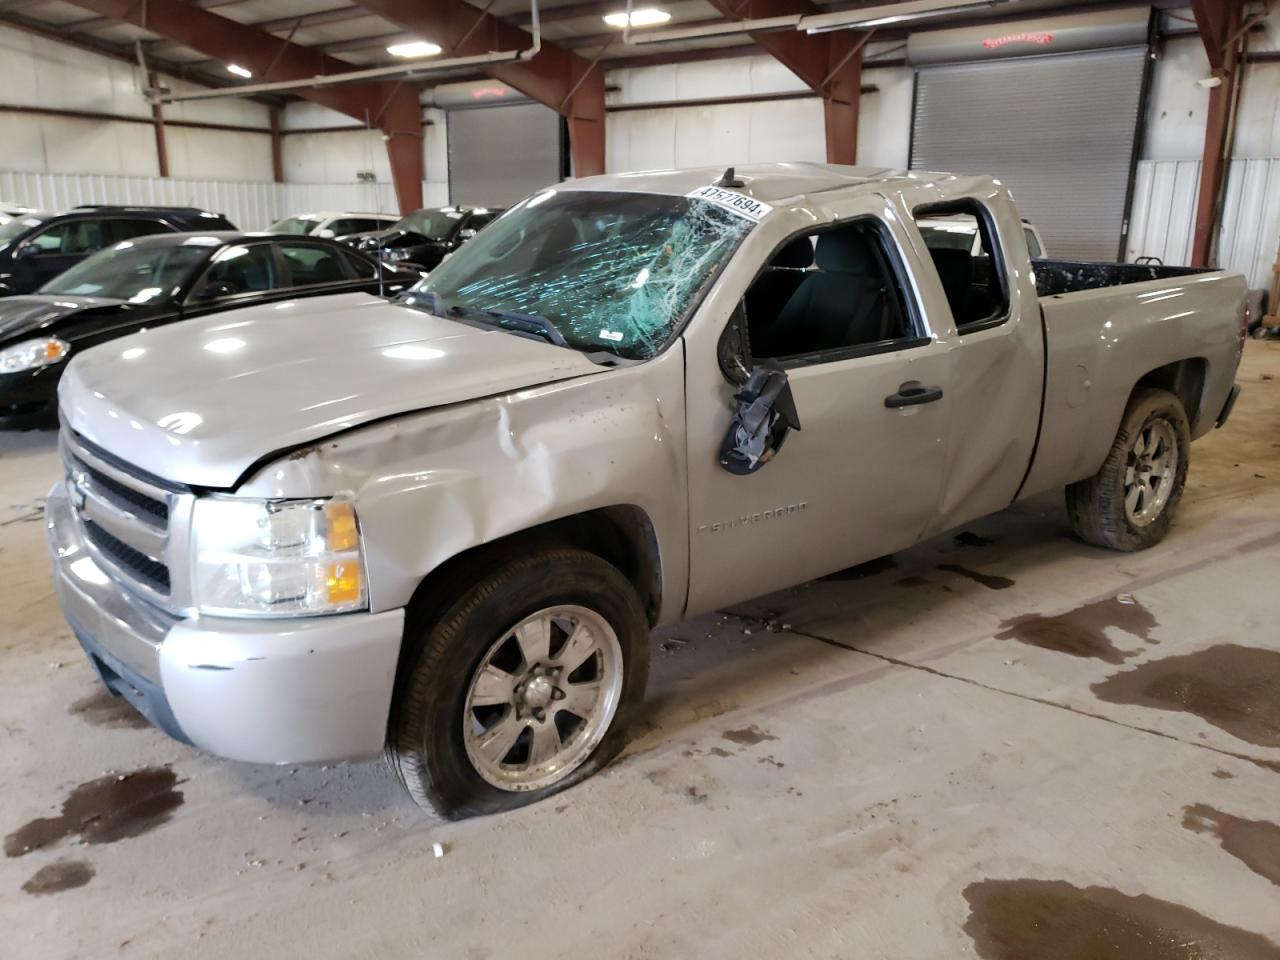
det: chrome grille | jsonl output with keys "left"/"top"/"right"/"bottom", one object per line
{"left": 82, "top": 520, "right": 172, "bottom": 593}
{"left": 59, "top": 427, "right": 192, "bottom": 612}
{"left": 68, "top": 453, "right": 169, "bottom": 527}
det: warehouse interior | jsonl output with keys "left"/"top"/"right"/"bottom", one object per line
{"left": 1, "top": 0, "right": 1278, "bottom": 957}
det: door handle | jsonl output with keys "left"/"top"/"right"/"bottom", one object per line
{"left": 885, "top": 381, "right": 944, "bottom": 409}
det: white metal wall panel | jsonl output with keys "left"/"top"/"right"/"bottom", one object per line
{"left": 911, "top": 47, "right": 1149, "bottom": 261}
{"left": 1124, "top": 160, "right": 1200, "bottom": 266}
{"left": 0, "top": 171, "right": 431, "bottom": 231}
{"left": 276, "top": 181, "right": 400, "bottom": 219}
{"left": 1125, "top": 158, "right": 1280, "bottom": 289}
{"left": 1220, "top": 158, "right": 1280, "bottom": 290}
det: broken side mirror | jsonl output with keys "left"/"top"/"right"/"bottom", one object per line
{"left": 716, "top": 301, "right": 751, "bottom": 386}
{"left": 718, "top": 360, "right": 802, "bottom": 475}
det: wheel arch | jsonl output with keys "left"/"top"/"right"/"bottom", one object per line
{"left": 1131, "top": 357, "right": 1207, "bottom": 430}
{"left": 402, "top": 504, "right": 664, "bottom": 633}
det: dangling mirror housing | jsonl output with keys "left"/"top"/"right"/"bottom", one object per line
{"left": 718, "top": 360, "right": 802, "bottom": 475}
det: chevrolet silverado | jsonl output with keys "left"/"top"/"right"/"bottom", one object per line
{"left": 46, "top": 163, "right": 1245, "bottom": 817}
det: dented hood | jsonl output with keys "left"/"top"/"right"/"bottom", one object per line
{"left": 59, "top": 293, "right": 605, "bottom": 488}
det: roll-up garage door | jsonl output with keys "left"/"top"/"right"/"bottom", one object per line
{"left": 447, "top": 102, "right": 562, "bottom": 208}
{"left": 909, "top": 9, "right": 1151, "bottom": 261}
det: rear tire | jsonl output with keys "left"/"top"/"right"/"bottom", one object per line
{"left": 387, "top": 547, "right": 650, "bottom": 818}
{"left": 1066, "top": 387, "right": 1190, "bottom": 551}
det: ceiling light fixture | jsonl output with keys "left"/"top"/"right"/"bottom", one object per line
{"left": 226, "top": 63, "right": 252, "bottom": 78}
{"left": 387, "top": 40, "right": 443, "bottom": 58}
{"left": 603, "top": 8, "right": 671, "bottom": 28}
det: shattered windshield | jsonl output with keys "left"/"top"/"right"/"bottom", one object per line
{"left": 404, "top": 190, "right": 754, "bottom": 360}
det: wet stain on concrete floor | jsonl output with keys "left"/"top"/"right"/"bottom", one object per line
{"left": 1091, "top": 644, "right": 1280, "bottom": 747}
{"left": 937, "top": 564, "right": 1014, "bottom": 590}
{"left": 4, "top": 767, "right": 183, "bottom": 858}
{"left": 895, "top": 575, "right": 931, "bottom": 588}
{"left": 68, "top": 689, "right": 150, "bottom": 730}
{"left": 963, "top": 878, "right": 1280, "bottom": 959}
{"left": 21, "top": 859, "right": 95, "bottom": 895}
{"left": 996, "top": 596, "right": 1156, "bottom": 664}
{"left": 1182, "top": 803, "right": 1280, "bottom": 887}
{"left": 954, "top": 531, "right": 996, "bottom": 547}
{"left": 722, "top": 725, "right": 778, "bottom": 746}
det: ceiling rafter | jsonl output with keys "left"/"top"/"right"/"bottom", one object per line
{"left": 350, "top": 0, "right": 609, "bottom": 172}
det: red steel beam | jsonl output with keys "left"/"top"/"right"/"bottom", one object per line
{"left": 703, "top": 0, "right": 865, "bottom": 164}
{"left": 1189, "top": 0, "right": 1243, "bottom": 265}
{"left": 351, "top": 0, "right": 606, "bottom": 176}
{"left": 61, "top": 0, "right": 424, "bottom": 211}
{"left": 148, "top": 70, "right": 170, "bottom": 177}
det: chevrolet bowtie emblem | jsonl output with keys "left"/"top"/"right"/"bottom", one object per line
{"left": 69, "top": 471, "right": 88, "bottom": 511}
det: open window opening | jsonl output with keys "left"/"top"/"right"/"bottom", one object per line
{"left": 741, "top": 219, "right": 922, "bottom": 364}
{"left": 913, "top": 200, "right": 1010, "bottom": 332}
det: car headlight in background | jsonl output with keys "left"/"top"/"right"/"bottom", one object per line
{"left": 0, "top": 337, "right": 69, "bottom": 374}
{"left": 192, "top": 494, "right": 367, "bottom": 617}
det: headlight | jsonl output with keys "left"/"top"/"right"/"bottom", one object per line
{"left": 191, "top": 494, "right": 367, "bottom": 617}
{"left": 0, "top": 337, "right": 69, "bottom": 374}
{"left": 382, "top": 248, "right": 411, "bottom": 262}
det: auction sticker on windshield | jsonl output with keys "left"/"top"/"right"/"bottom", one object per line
{"left": 686, "top": 186, "right": 773, "bottom": 223}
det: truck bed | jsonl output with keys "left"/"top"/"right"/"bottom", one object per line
{"left": 1032, "top": 259, "right": 1212, "bottom": 298}
{"left": 1017, "top": 267, "right": 1245, "bottom": 503}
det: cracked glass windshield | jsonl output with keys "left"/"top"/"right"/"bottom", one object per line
{"left": 402, "top": 189, "right": 754, "bottom": 360}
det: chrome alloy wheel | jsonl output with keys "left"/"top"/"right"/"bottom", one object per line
{"left": 1124, "top": 419, "right": 1178, "bottom": 527}
{"left": 462, "top": 605, "right": 624, "bottom": 792}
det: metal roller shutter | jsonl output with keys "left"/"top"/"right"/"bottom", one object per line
{"left": 447, "top": 103, "right": 562, "bottom": 208}
{"left": 911, "top": 47, "right": 1149, "bottom": 261}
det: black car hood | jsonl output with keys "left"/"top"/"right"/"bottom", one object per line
{"left": 0, "top": 295, "right": 127, "bottom": 343}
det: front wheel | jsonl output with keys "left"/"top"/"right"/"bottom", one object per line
{"left": 387, "top": 547, "right": 650, "bottom": 818}
{"left": 1066, "top": 387, "right": 1190, "bottom": 551}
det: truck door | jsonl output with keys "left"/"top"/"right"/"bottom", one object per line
{"left": 909, "top": 197, "right": 1044, "bottom": 536}
{"left": 682, "top": 204, "right": 951, "bottom": 617}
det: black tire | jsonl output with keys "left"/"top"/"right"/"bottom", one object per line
{"left": 387, "top": 547, "right": 650, "bottom": 818}
{"left": 1065, "top": 387, "right": 1190, "bottom": 551}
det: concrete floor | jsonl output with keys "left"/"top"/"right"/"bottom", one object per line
{"left": 2, "top": 342, "right": 1278, "bottom": 959}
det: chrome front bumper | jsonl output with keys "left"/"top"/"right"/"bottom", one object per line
{"left": 47, "top": 481, "right": 407, "bottom": 764}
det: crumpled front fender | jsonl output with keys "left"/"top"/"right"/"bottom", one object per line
{"left": 236, "top": 346, "right": 690, "bottom": 624}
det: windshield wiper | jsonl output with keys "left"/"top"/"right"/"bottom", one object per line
{"left": 473, "top": 308, "right": 569, "bottom": 348}
{"left": 399, "top": 295, "right": 569, "bottom": 349}
{"left": 396, "top": 289, "right": 448, "bottom": 318}
{"left": 443, "top": 304, "right": 569, "bottom": 348}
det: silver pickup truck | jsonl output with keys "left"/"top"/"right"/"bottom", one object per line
{"left": 46, "top": 164, "right": 1245, "bottom": 818}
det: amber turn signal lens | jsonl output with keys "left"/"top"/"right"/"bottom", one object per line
{"left": 326, "top": 560, "right": 362, "bottom": 605}
{"left": 43, "top": 341, "right": 68, "bottom": 362}
{"left": 324, "top": 500, "right": 360, "bottom": 551}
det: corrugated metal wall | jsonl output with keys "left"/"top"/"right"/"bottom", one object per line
{"left": 0, "top": 170, "right": 415, "bottom": 231}
{"left": 1126, "top": 158, "right": 1280, "bottom": 289}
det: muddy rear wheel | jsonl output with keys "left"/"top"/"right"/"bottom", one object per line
{"left": 1066, "top": 387, "right": 1190, "bottom": 551}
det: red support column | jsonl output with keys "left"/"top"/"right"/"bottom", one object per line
{"left": 822, "top": 34, "right": 863, "bottom": 165}
{"left": 567, "top": 70, "right": 606, "bottom": 177}
{"left": 269, "top": 107, "right": 284, "bottom": 184}
{"left": 148, "top": 71, "right": 170, "bottom": 178}
{"left": 377, "top": 84, "right": 425, "bottom": 213}
{"left": 1190, "top": 0, "right": 1244, "bottom": 266}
